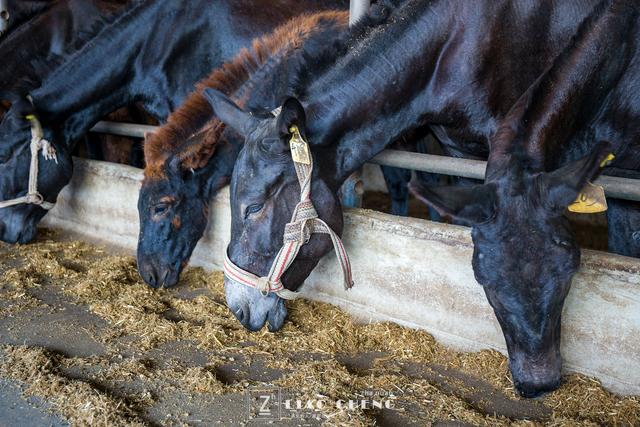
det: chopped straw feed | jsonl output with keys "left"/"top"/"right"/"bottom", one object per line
{"left": 0, "top": 230, "right": 638, "bottom": 426}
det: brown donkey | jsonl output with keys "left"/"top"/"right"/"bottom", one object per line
{"left": 137, "top": 10, "right": 350, "bottom": 288}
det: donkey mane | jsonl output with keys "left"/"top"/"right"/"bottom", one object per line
{"left": 143, "top": 10, "right": 350, "bottom": 178}
{"left": 291, "top": 0, "right": 404, "bottom": 97}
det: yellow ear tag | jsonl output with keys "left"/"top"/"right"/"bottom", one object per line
{"left": 600, "top": 153, "right": 615, "bottom": 168}
{"left": 567, "top": 153, "right": 614, "bottom": 214}
{"left": 568, "top": 182, "right": 608, "bottom": 214}
{"left": 289, "top": 125, "right": 311, "bottom": 165}
{"left": 25, "top": 114, "right": 36, "bottom": 121}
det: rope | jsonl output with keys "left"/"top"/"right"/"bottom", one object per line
{"left": 0, "top": 115, "right": 57, "bottom": 210}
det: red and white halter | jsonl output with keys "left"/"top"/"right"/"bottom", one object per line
{"left": 223, "top": 125, "right": 354, "bottom": 300}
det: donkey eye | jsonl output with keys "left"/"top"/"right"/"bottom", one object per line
{"left": 244, "top": 203, "right": 263, "bottom": 219}
{"left": 552, "top": 236, "right": 571, "bottom": 248}
{"left": 153, "top": 203, "right": 170, "bottom": 216}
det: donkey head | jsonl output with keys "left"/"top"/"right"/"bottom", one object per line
{"left": 137, "top": 131, "right": 239, "bottom": 288}
{"left": 410, "top": 146, "right": 613, "bottom": 398}
{"left": 205, "top": 89, "right": 343, "bottom": 332}
{"left": 0, "top": 99, "right": 72, "bottom": 243}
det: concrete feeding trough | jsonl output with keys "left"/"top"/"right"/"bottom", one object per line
{"left": 42, "top": 158, "right": 640, "bottom": 396}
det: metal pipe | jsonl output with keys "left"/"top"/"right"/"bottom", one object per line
{"left": 596, "top": 175, "right": 640, "bottom": 202}
{"left": 349, "top": 0, "right": 371, "bottom": 26}
{"left": 89, "top": 122, "right": 640, "bottom": 202}
{"left": 90, "top": 121, "right": 157, "bottom": 139}
{"left": 343, "top": 0, "right": 371, "bottom": 208}
{"left": 370, "top": 150, "right": 640, "bottom": 202}
{"left": 370, "top": 150, "right": 487, "bottom": 180}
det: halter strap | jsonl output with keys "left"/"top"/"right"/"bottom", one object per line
{"left": 223, "top": 125, "right": 354, "bottom": 300}
{"left": 0, "top": 115, "right": 57, "bottom": 210}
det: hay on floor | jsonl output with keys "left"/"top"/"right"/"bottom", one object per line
{"left": 0, "top": 231, "right": 638, "bottom": 426}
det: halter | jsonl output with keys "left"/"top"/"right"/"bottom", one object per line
{"left": 0, "top": 115, "right": 58, "bottom": 210}
{"left": 0, "top": 0, "right": 9, "bottom": 37}
{"left": 223, "top": 125, "right": 354, "bottom": 300}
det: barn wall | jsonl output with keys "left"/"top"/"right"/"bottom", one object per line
{"left": 42, "top": 159, "right": 640, "bottom": 395}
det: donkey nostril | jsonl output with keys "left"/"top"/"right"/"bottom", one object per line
{"left": 234, "top": 307, "right": 245, "bottom": 323}
{"left": 145, "top": 271, "right": 157, "bottom": 287}
{"left": 159, "top": 269, "right": 170, "bottom": 288}
{"left": 515, "top": 378, "right": 561, "bottom": 399}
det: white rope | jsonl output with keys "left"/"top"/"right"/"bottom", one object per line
{"left": 0, "top": 115, "right": 57, "bottom": 210}
{"left": 224, "top": 126, "right": 354, "bottom": 300}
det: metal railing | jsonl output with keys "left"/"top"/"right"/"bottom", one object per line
{"left": 90, "top": 120, "right": 640, "bottom": 202}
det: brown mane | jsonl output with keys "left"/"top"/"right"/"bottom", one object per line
{"left": 143, "top": 10, "right": 348, "bottom": 179}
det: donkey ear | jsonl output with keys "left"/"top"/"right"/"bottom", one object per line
{"left": 203, "top": 88, "right": 258, "bottom": 138}
{"left": 409, "top": 180, "right": 496, "bottom": 225}
{"left": 276, "top": 98, "right": 307, "bottom": 139}
{"left": 164, "top": 154, "right": 189, "bottom": 183}
{"left": 541, "top": 145, "right": 614, "bottom": 212}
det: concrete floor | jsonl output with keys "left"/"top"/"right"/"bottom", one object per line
{"left": 0, "top": 379, "right": 69, "bottom": 427}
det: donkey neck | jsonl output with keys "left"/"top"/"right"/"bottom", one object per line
{"left": 0, "top": 0, "right": 94, "bottom": 92}
{"left": 29, "top": 0, "right": 255, "bottom": 146}
{"left": 298, "top": 0, "right": 607, "bottom": 185}
{"left": 494, "top": 1, "right": 639, "bottom": 175}
{"left": 28, "top": 0, "right": 160, "bottom": 142}
{"left": 300, "top": 0, "right": 457, "bottom": 183}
